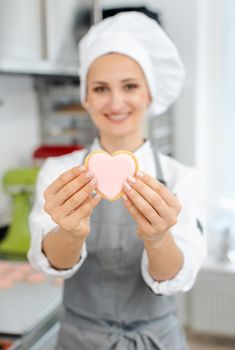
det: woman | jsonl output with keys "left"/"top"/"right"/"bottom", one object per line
{"left": 28, "top": 12, "right": 206, "bottom": 350}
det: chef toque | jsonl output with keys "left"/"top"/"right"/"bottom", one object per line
{"left": 78, "top": 11, "right": 185, "bottom": 116}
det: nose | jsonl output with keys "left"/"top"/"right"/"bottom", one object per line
{"left": 107, "top": 90, "right": 125, "bottom": 113}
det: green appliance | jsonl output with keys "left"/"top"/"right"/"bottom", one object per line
{"left": 0, "top": 167, "right": 39, "bottom": 258}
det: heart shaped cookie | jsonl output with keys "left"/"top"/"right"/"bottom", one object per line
{"left": 84, "top": 150, "right": 139, "bottom": 201}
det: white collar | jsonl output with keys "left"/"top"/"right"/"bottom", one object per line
{"left": 90, "top": 137, "right": 152, "bottom": 158}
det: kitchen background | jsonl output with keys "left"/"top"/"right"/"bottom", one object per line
{"left": 0, "top": 0, "right": 235, "bottom": 349}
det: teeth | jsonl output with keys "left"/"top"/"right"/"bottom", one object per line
{"left": 108, "top": 114, "right": 128, "bottom": 121}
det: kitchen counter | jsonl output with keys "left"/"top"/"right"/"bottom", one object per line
{"left": 0, "top": 260, "right": 63, "bottom": 350}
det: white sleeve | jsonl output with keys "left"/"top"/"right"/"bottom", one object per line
{"left": 141, "top": 168, "right": 207, "bottom": 295}
{"left": 27, "top": 158, "right": 87, "bottom": 279}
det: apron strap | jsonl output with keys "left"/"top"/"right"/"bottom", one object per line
{"left": 151, "top": 146, "right": 167, "bottom": 187}
{"left": 106, "top": 329, "right": 166, "bottom": 350}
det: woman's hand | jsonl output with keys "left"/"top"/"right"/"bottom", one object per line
{"left": 122, "top": 171, "right": 182, "bottom": 245}
{"left": 43, "top": 165, "right": 101, "bottom": 239}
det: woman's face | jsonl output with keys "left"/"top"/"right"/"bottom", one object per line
{"left": 84, "top": 53, "right": 151, "bottom": 140}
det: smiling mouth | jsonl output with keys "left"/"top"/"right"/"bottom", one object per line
{"left": 105, "top": 113, "right": 130, "bottom": 123}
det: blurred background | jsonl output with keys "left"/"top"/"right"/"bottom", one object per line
{"left": 0, "top": 0, "right": 234, "bottom": 349}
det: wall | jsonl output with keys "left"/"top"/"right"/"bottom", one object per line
{"left": 0, "top": 75, "right": 41, "bottom": 226}
{"left": 151, "top": 0, "right": 198, "bottom": 166}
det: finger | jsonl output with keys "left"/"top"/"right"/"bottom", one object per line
{"left": 136, "top": 172, "right": 181, "bottom": 211}
{"left": 44, "top": 165, "right": 87, "bottom": 196}
{"left": 127, "top": 177, "right": 177, "bottom": 224}
{"left": 123, "top": 182, "right": 163, "bottom": 226}
{"left": 67, "top": 193, "right": 101, "bottom": 221}
{"left": 54, "top": 170, "right": 94, "bottom": 206}
{"left": 59, "top": 194, "right": 101, "bottom": 231}
{"left": 58, "top": 194, "right": 101, "bottom": 232}
{"left": 62, "top": 178, "right": 97, "bottom": 216}
{"left": 122, "top": 194, "right": 155, "bottom": 235}
{"left": 51, "top": 192, "right": 100, "bottom": 230}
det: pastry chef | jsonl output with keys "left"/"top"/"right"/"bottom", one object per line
{"left": 28, "top": 12, "right": 207, "bottom": 350}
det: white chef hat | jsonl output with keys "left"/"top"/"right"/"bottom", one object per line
{"left": 78, "top": 11, "right": 185, "bottom": 116}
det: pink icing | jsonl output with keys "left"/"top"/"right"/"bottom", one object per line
{"left": 0, "top": 279, "right": 13, "bottom": 289}
{"left": 87, "top": 153, "right": 136, "bottom": 200}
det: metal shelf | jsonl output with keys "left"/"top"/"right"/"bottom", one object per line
{"left": 0, "top": 59, "right": 78, "bottom": 77}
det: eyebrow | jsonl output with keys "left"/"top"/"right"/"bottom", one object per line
{"left": 91, "top": 78, "right": 139, "bottom": 85}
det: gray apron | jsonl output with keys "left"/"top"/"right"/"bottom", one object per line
{"left": 56, "top": 143, "right": 188, "bottom": 350}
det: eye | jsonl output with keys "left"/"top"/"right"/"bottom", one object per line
{"left": 93, "top": 86, "right": 108, "bottom": 93}
{"left": 124, "top": 83, "right": 139, "bottom": 91}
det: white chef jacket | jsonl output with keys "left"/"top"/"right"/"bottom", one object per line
{"left": 28, "top": 138, "right": 207, "bottom": 296}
